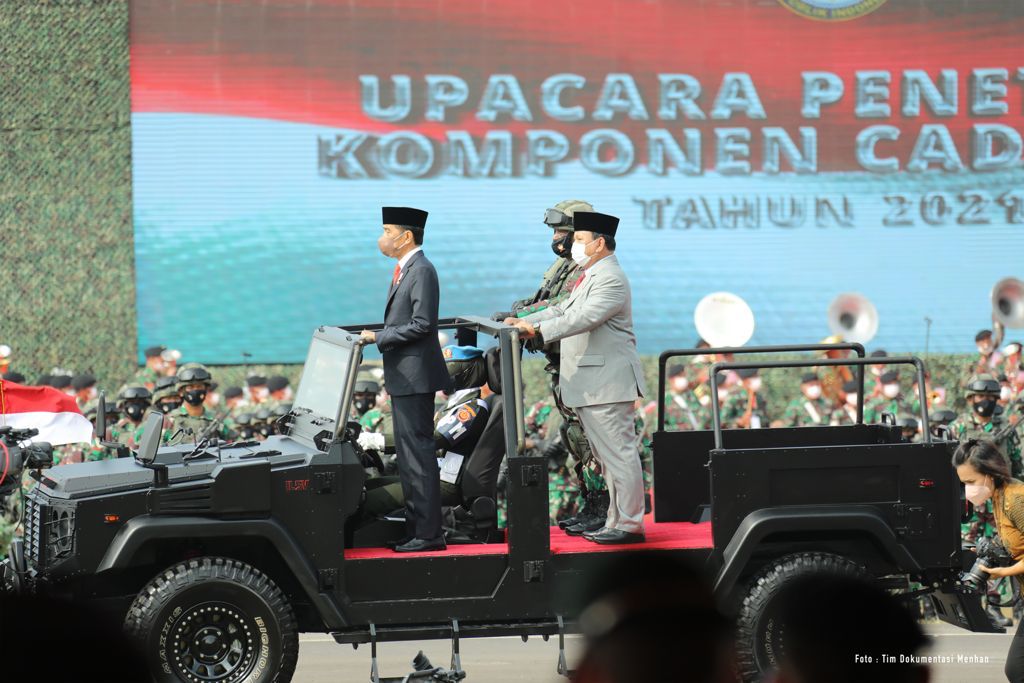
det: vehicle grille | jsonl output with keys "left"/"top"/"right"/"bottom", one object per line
{"left": 23, "top": 495, "right": 44, "bottom": 569}
{"left": 22, "top": 495, "right": 76, "bottom": 571}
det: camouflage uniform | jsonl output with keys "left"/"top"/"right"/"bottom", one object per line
{"left": 359, "top": 400, "right": 395, "bottom": 451}
{"left": 782, "top": 396, "right": 833, "bottom": 427}
{"left": 663, "top": 390, "right": 706, "bottom": 431}
{"left": 111, "top": 417, "right": 145, "bottom": 450}
{"left": 166, "top": 406, "right": 233, "bottom": 446}
{"left": 721, "top": 388, "right": 770, "bottom": 429}
{"left": 133, "top": 365, "right": 160, "bottom": 390}
{"left": 509, "top": 198, "right": 602, "bottom": 507}
{"left": 864, "top": 395, "right": 913, "bottom": 424}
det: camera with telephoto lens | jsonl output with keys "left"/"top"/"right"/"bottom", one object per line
{"left": 0, "top": 426, "right": 54, "bottom": 497}
{"left": 962, "top": 535, "right": 1015, "bottom": 592}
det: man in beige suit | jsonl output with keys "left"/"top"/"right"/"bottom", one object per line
{"left": 508, "top": 211, "right": 647, "bottom": 544}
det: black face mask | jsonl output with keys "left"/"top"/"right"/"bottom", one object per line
{"left": 551, "top": 232, "right": 574, "bottom": 258}
{"left": 354, "top": 396, "right": 374, "bottom": 415}
{"left": 159, "top": 401, "right": 181, "bottom": 414}
{"left": 973, "top": 399, "right": 997, "bottom": 418}
{"left": 239, "top": 427, "right": 256, "bottom": 440}
{"left": 183, "top": 390, "right": 207, "bottom": 407}
{"left": 125, "top": 404, "right": 146, "bottom": 421}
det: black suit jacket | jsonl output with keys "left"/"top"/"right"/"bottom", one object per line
{"left": 375, "top": 250, "right": 453, "bottom": 396}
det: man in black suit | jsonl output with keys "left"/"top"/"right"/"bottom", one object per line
{"left": 361, "top": 207, "right": 452, "bottom": 553}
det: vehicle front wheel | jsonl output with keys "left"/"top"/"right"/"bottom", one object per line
{"left": 125, "top": 556, "right": 299, "bottom": 683}
{"left": 734, "top": 551, "right": 866, "bottom": 683}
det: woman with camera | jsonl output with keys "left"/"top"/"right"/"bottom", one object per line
{"left": 954, "top": 438, "right": 1024, "bottom": 682}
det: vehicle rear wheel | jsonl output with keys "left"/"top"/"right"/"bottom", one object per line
{"left": 125, "top": 556, "right": 299, "bottom": 683}
{"left": 734, "top": 551, "right": 866, "bottom": 683}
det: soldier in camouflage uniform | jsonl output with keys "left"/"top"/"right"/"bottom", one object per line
{"left": 782, "top": 373, "right": 832, "bottom": 427}
{"left": 830, "top": 380, "right": 862, "bottom": 426}
{"left": 722, "top": 368, "right": 770, "bottom": 428}
{"left": 663, "top": 364, "right": 706, "bottom": 431}
{"left": 864, "top": 370, "right": 912, "bottom": 423}
{"left": 110, "top": 384, "right": 153, "bottom": 451}
{"left": 166, "top": 364, "right": 235, "bottom": 446}
{"left": 497, "top": 199, "right": 609, "bottom": 533}
{"left": 133, "top": 345, "right": 167, "bottom": 390}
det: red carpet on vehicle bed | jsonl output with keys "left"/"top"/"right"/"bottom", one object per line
{"left": 344, "top": 519, "right": 713, "bottom": 560}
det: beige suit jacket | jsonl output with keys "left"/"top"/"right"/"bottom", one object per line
{"left": 523, "top": 254, "right": 646, "bottom": 408}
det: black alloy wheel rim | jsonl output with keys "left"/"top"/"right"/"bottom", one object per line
{"left": 170, "top": 601, "right": 259, "bottom": 682}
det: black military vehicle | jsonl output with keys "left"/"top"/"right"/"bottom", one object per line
{"left": 0, "top": 319, "right": 997, "bottom": 683}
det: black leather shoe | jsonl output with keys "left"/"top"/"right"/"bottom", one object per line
{"left": 582, "top": 528, "right": 645, "bottom": 545}
{"left": 385, "top": 536, "right": 413, "bottom": 550}
{"left": 564, "top": 517, "right": 605, "bottom": 536}
{"left": 393, "top": 536, "right": 447, "bottom": 553}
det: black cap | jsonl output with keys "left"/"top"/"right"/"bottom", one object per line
{"left": 224, "top": 386, "right": 244, "bottom": 400}
{"left": 246, "top": 375, "right": 267, "bottom": 387}
{"left": 49, "top": 375, "right": 72, "bottom": 389}
{"left": 976, "top": 330, "right": 993, "bottom": 342}
{"left": 2, "top": 371, "right": 25, "bottom": 384}
{"left": 800, "top": 372, "right": 819, "bottom": 384}
{"left": 144, "top": 345, "right": 167, "bottom": 358}
{"left": 36, "top": 374, "right": 52, "bottom": 386}
{"left": 382, "top": 207, "right": 427, "bottom": 229}
{"left": 71, "top": 374, "right": 96, "bottom": 391}
{"left": 842, "top": 380, "right": 859, "bottom": 393}
{"left": 667, "top": 364, "right": 687, "bottom": 378}
{"left": 736, "top": 368, "right": 759, "bottom": 379}
{"left": 880, "top": 370, "right": 900, "bottom": 384}
{"left": 267, "top": 376, "right": 290, "bottom": 392}
{"left": 572, "top": 211, "right": 619, "bottom": 237}
{"left": 869, "top": 349, "right": 888, "bottom": 358}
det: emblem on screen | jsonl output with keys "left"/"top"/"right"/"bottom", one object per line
{"left": 778, "top": 0, "right": 887, "bottom": 21}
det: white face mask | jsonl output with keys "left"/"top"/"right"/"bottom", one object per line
{"left": 671, "top": 377, "right": 689, "bottom": 392}
{"left": 804, "top": 385, "right": 822, "bottom": 400}
{"left": 570, "top": 239, "right": 597, "bottom": 268}
{"left": 1001, "top": 386, "right": 1013, "bottom": 401}
{"left": 965, "top": 476, "right": 994, "bottom": 507}
{"left": 845, "top": 393, "right": 859, "bottom": 407}
{"left": 882, "top": 384, "right": 900, "bottom": 399}
{"left": 748, "top": 377, "right": 762, "bottom": 392}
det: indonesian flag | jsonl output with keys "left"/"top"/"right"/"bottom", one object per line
{"left": 0, "top": 379, "right": 93, "bottom": 445}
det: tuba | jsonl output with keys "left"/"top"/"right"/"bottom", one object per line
{"left": 992, "top": 277, "right": 1024, "bottom": 329}
{"left": 827, "top": 293, "right": 879, "bottom": 345}
{"left": 694, "top": 292, "right": 755, "bottom": 348}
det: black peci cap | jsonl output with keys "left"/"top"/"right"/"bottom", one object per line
{"left": 144, "top": 345, "right": 167, "bottom": 358}
{"left": 71, "top": 374, "right": 97, "bottom": 391}
{"left": 869, "top": 349, "right": 888, "bottom": 358}
{"left": 223, "top": 386, "right": 244, "bottom": 400}
{"left": 382, "top": 207, "right": 428, "bottom": 229}
{"left": 667, "top": 364, "right": 687, "bottom": 378}
{"left": 49, "top": 375, "right": 72, "bottom": 390}
{"left": 800, "top": 372, "right": 819, "bottom": 384}
{"left": 880, "top": 370, "right": 900, "bottom": 384}
{"left": 736, "top": 368, "right": 759, "bottom": 379}
{"left": 572, "top": 211, "right": 619, "bottom": 237}
{"left": 246, "top": 375, "right": 267, "bottom": 388}
{"left": 267, "top": 376, "right": 290, "bottom": 392}
{"left": 2, "top": 371, "right": 25, "bottom": 384}
{"left": 842, "top": 380, "right": 859, "bottom": 393}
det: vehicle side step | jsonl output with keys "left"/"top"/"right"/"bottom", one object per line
{"left": 366, "top": 621, "right": 467, "bottom": 683}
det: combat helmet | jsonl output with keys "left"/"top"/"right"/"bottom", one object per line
{"left": 116, "top": 384, "right": 152, "bottom": 409}
{"left": 543, "top": 199, "right": 595, "bottom": 231}
{"left": 152, "top": 376, "right": 179, "bottom": 403}
{"left": 965, "top": 373, "right": 1000, "bottom": 397}
{"left": 176, "top": 362, "right": 213, "bottom": 387}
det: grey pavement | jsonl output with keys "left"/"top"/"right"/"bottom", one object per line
{"left": 292, "top": 621, "right": 1014, "bottom": 683}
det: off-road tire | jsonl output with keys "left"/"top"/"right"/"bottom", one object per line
{"left": 735, "top": 552, "right": 866, "bottom": 683}
{"left": 125, "top": 556, "right": 299, "bottom": 683}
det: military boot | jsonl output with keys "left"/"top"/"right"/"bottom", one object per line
{"left": 564, "top": 490, "right": 610, "bottom": 536}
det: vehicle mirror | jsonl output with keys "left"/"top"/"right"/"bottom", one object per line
{"left": 136, "top": 410, "right": 165, "bottom": 464}
{"left": 96, "top": 392, "right": 107, "bottom": 441}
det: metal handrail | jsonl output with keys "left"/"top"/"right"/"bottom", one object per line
{"left": 708, "top": 356, "right": 931, "bottom": 450}
{"left": 657, "top": 343, "right": 867, "bottom": 431}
